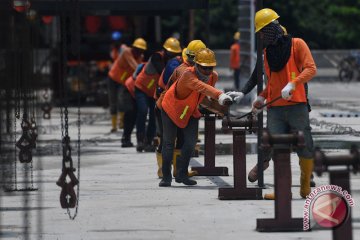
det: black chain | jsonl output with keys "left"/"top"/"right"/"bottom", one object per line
{"left": 14, "top": 109, "right": 18, "bottom": 190}
{"left": 57, "top": 0, "right": 81, "bottom": 220}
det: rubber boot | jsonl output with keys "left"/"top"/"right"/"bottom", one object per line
{"left": 118, "top": 112, "right": 124, "bottom": 129}
{"left": 300, "top": 157, "right": 314, "bottom": 198}
{"left": 111, "top": 114, "right": 117, "bottom": 133}
{"left": 248, "top": 160, "right": 270, "bottom": 182}
{"left": 264, "top": 193, "right": 275, "bottom": 200}
{"left": 121, "top": 136, "right": 134, "bottom": 148}
{"left": 156, "top": 151, "right": 163, "bottom": 178}
{"left": 264, "top": 192, "right": 293, "bottom": 200}
{"left": 264, "top": 161, "right": 292, "bottom": 200}
{"left": 172, "top": 149, "right": 197, "bottom": 177}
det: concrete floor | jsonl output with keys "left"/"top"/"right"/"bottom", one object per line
{"left": 1, "top": 81, "right": 360, "bottom": 239}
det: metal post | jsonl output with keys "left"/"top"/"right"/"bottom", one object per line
{"left": 218, "top": 126, "right": 262, "bottom": 200}
{"left": 256, "top": 131, "right": 304, "bottom": 232}
{"left": 191, "top": 115, "right": 228, "bottom": 176}
{"left": 255, "top": 0, "right": 264, "bottom": 188}
{"left": 330, "top": 171, "right": 352, "bottom": 240}
{"left": 314, "top": 146, "right": 359, "bottom": 240}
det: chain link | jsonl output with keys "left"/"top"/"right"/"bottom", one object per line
{"left": 14, "top": 109, "right": 17, "bottom": 190}
{"left": 57, "top": 0, "right": 81, "bottom": 220}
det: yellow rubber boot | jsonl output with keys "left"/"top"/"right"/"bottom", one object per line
{"left": 264, "top": 192, "right": 293, "bottom": 200}
{"left": 300, "top": 157, "right": 314, "bottom": 198}
{"left": 118, "top": 112, "right": 124, "bottom": 129}
{"left": 111, "top": 114, "right": 117, "bottom": 132}
{"left": 264, "top": 193, "right": 275, "bottom": 200}
{"left": 156, "top": 152, "right": 163, "bottom": 178}
{"left": 172, "top": 149, "right": 198, "bottom": 177}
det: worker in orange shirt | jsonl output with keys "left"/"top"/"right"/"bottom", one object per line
{"left": 230, "top": 31, "right": 241, "bottom": 90}
{"left": 154, "top": 40, "right": 206, "bottom": 178}
{"left": 159, "top": 48, "right": 233, "bottom": 187}
{"left": 107, "top": 38, "right": 146, "bottom": 133}
{"left": 227, "top": 9, "right": 316, "bottom": 199}
{"left": 134, "top": 37, "right": 182, "bottom": 152}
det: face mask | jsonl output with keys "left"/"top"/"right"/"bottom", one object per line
{"left": 261, "top": 22, "right": 283, "bottom": 46}
{"left": 195, "top": 64, "right": 210, "bottom": 82}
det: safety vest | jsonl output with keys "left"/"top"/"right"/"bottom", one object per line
{"left": 264, "top": 38, "right": 307, "bottom": 107}
{"left": 108, "top": 45, "right": 139, "bottom": 85}
{"left": 162, "top": 67, "right": 217, "bottom": 128}
{"left": 230, "top": 42, "right": 240, "bottom": 69}
{"left": 155, "top": 62, "right": 191, "bottom": 109}
{"left": 135, "top": 51, "right": 164, "bottom": 97}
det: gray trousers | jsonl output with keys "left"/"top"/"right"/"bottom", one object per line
{"left": 161, "top": 110, "right": 199, "bottom": 182}
{"left": 265, "top": 103, "right": 314, "bottom": 159}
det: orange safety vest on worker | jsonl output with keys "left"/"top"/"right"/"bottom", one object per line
{"left": 230, "top": 42, "right": 240, "bottom": 69}
{"left": 155, "top": 61, "right": 191, "bottom": 109}
{"left": 108, "top": 45, "right": 142, "bottom": 85}
{"left": 260, "top": 38, "right": 317, "bottom": 107}
{"left": 162, "top": 67, "right": 221, "bottom": 128}
{"left": 124, "top": 63, "right": 146, "bottom": 99}
{"left": 135, "top": 51, "right": 165, "bottom": 97}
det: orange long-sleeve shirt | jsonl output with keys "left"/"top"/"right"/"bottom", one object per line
{"left": 175, "top": 68, "right": 222, "bottom": 100}
{"left": 230, "top": 42, "right": 240, "bottom": 69}
{"left": 260, "top": 38, "right": 317, "bottom": 106}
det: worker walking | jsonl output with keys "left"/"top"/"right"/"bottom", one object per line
{"left": 230, "top": 31, "right": 241, "bottom": 90}
{"left": 154, "top": 40, "right": 206, "bottom": 178}
{"left": 228, "top": 9, "right": 317, "bottom": 199}
{"left": 134, "top": 37, "right": 182, "bottom": 152}
{"left": 159, "top": 48, "right": 233, "bottom": 187}
{"left": 108, "top": 38, "right": 146, "bottom": 133}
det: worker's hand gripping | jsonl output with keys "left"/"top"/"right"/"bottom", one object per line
{"left": 225, "top": 91, "right": 244, "bottom": 103}
{"left": 251, "top": 96, "right": 265, "bottom": 114}
{"left": 281, "top": 82, "right": 295, "bottom": 100}
{"left": 218, "top": 93, "right": 233, "bottom": 106}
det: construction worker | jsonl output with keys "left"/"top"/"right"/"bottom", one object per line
{"left": 159, "top": 48, "right": 233, "bottom": 187}
{"left": 228, "top": 8, "right": 316, "bottom": 199}
{"left": 121, "top": 63, "right": 146, "bottom": 147}
{"left": 230, "top": 31, "right": 241, "bottom": 90}
{"left": 134, "top": 37, "right": 182, "bottom": 152}
{"left": 108, "top": 38, "right": 147, "bottom": 133}
{"left": 154, "top": 40, "right": 206, "bottom": 178}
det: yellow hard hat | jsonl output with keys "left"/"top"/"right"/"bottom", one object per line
{"left": 132, "top": 38, "right": 147, "bottom": 50}
{"left": 234, "top": 31, "right": 241, "bottom": 40}
{"left": 182, "top": 48, "right": 188, "bottom": 61}
{"left": 194, "top": 48, "right": 216, "bottom": 67}
{"left": 186, "top": 40, "right": 206, "bottom": 56}
{"left": 163, "top": 37, "right": 182, "bottom": 53}
{"left": 280, "top": 25, "right": 287, "bottom": 35}
{"left": 255, "top": 8, "right": 280, "bottom": 33}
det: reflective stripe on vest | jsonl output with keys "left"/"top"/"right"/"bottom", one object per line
{"left": 161, "top": 67, "right": 217, "bottom": 128}
{"left": 147, "top": 79, "right": 155, "bottom": 89}
{"left": 179, "top": 105, "right": 189, "bottom": 119}
{"left": 120, "top": 71, "right": 128, "bottom": 82}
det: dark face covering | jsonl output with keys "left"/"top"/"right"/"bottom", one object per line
{"left": 261, "top": 22, "right": 283, "bottom": 46}
{"left": 262, "top": 22, "right": 292, "bottom": 72}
